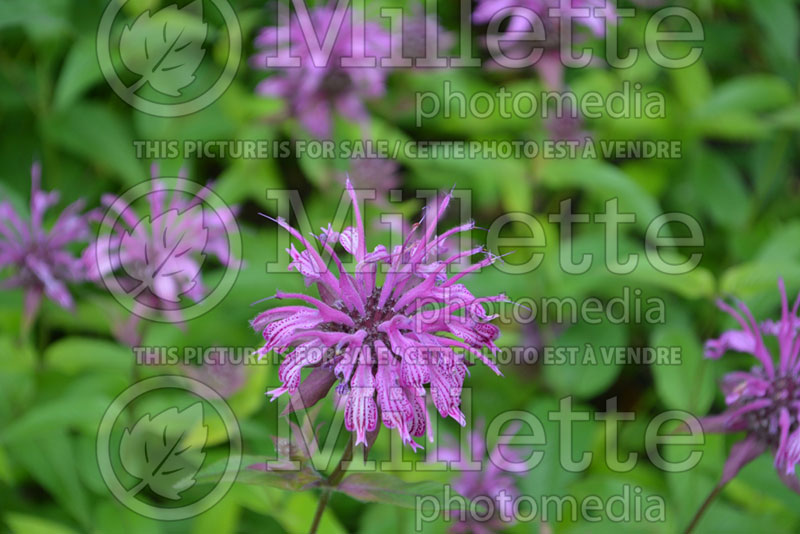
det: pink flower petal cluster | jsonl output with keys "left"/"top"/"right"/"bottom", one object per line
{"left": 0, "top": 163, "right": 92, "bottom": 325}
{"left": 253, "top": 182, "right": 506, "bottom": 449}
{"left": 83, "top": 165, "right": 237, "bottom": 324}
{"left": 701, "top": 279, "right": 800, "bottom": 492}
{"left": 252, "top": 5, "right": 393, "bottom": 138}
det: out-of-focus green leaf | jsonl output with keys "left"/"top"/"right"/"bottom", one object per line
{"left": 689, "top": 148, "right": 750, "bottom": 229}
{"left": 44, "top": 337, "right": 133, "bottom": 375}
{"left": 54, "top": 36, "right": 103, "bottom": 110}
{"left": 651, "top": 308, "right": 714, "bottom": 414}
{"left": 357, "top": 504, "right": 426, "bottom": 534}
{"left": 44, "top": 102, "right": 143, "bottom": 186}
{"left": 721, "top": 262, "right": 800, "bottom": 298}
{"left": 196, "top": 363, "right": 270, "bottom": 447}
{"left": 749, "top": 0, "right": 800, "bottom": 83}
{"left": 1, "top": 393, "right": 110, "bottom": 444}
{"left": 700, "top": 75, "right": 794, "bottom": 116}
{"left": 757, "top": 222, "right": 800, "bottom": 263}
{"left": 670, "top": 59, "right": 712, "bottom": 111}
{"left": 6, "top": 431, "right": 92, "bottom": 527}
{"left": 538, "top": 159, "right": 661, "bottom": 231}
{"left": 693, "top": 75, "right": 795, "bottom": 140}
{"left": 542, "top": 320, "right": 626, "bottom": 399}
{"left": 518, "top": 398, "right": 593, "bottom": 500}
{"left": 191, "top": 493, "right": 240, "bottom": 534}
{"left": 0, "top": 336, "right": 36, "bottom": 423}
{"left": 0, "top": 0, "right": 70, "bottom": 40}
{"left": 693, "top": 113, "right": 772, "bottom": 140}
{"left": 4, "top": 513, "right": 79, "bottom": 534}
{"left": 94, "top": 500, "right": 163, "bottom": 534}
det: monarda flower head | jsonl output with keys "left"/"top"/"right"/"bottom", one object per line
{"left": 473, "top": 0, "right": 613, "bottom": 39}
{"left": 700, "top": 279, "right": 800, "bottom": 493}
{"left": 396, "top": 5, "right": 455, "bottom": 64}
{"left": 251, "top": 5, "right": 392, "bottom": 138}
{"left": 340, "top": 157, "right": 401, "bottom": 202}
{"left": 252, "top": 182, "right": 507, "bottom": 450}
{"left": 83, "top": 165, "right": 237, "bottom": 325}
{"left": 473, "top": 0, "right": 615, "bottom": 89}
{"left": 0, "top": 163, "right": 92, "bottom": 326}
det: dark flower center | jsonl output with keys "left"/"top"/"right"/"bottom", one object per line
{"left": 320, "top": 69, "right": 354, "bottom": 97}
{"left": 320, "top": 288, "right": 396, "bottom": 350}
{"left": 743, "top": 374, "right": 800, "bottom": 445}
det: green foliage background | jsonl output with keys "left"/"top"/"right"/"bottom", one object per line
{"left": 1, "top": 0, "right": 799, "bottom": 533}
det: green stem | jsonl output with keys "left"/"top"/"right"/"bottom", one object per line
{"left": 309, "top": 435, "right": 355, "bottom": 534}
{"left": 328, "top": 436, "right": 354, "bottom": 487}
{"left": 309, "top": 489, "right": 332, "bottom": 534}
{"left": 684, "top": 482, "right": 725, "bottom": 534}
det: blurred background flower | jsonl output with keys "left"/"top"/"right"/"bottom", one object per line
{"left": 437, "top": 423, "right": 524, "bottom": 533}
{"left": 0, "top": 163, "right": 92, "bottom": 329}
{"left": 251, "top": 4, "right": 393, "bottom": 138}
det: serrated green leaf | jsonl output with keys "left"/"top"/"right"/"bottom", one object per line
{"left": 44, "top": 102, "right": 143, "bottom": 186}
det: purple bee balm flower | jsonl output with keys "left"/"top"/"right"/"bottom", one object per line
{"left": 84, "top": 165, "right": 238, "bottom": 325}
{"left": 0, "top": 163, "right": 92, "bottom": 326}
{"left": 252, "top": 5, "right": 393, "bottom": 138}
{"left": 474, "top": 0, "right": 615, "bottom": 89}
{"left": 339, "top": 157, "right": 401, "bottom": 200}
{"left": 699, "top": 279, "right": 800, "bottom": 494}
{"left": 437, "top": 424, "right": 523, "bottom": 534}
{"left": 252, "top": 181, "right": 507, "bottom": 450}
{"left": 544, "top": 97, "right": 589, "bottom": 141}
{"left": 397, "top": 6, "right": 455, "bottom": 64}
{"left": 474, "top": 0, "right": 612, "bottom": 37}
{"left": 185, "top": 349, "right": 247, "bottom": 398}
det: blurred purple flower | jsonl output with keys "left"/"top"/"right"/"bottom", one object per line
{"left": 544, "top": 97, "right": 589, "bottom": 141}
{"left": 0, "top": 163, "right": 91, "bottom": 326}
{"left": 252, "top": 5, "right": 393, "bottom": 138}
{"left": 185, "top": 349, "right": 247, "bottom": 398}
{"left": 438, "top": 424, "right": 523, "bottom": 533}
{"left": 474, "top": 0, "right": 615, "bottom": 88}
{"left": 397, "top": 7, "right": 455, "bottom": 64}
{"left": 252, "top": 181, "right": 507, "bottom": 449}
{"left": 84, "top": 165, "right": 238, "bottom": 325}
{"left": 474, "top": 0, "right": 613, "bottom": 37}
{"left": 340, "top": 157, "right": 401, "bottom": 200}
{"left": 700, "top": 279, "right": 800, "bottom": 493}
